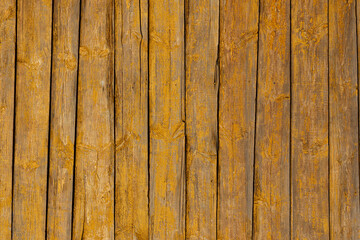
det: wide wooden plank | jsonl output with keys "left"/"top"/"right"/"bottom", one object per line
{"left": 329, "top": 0, "right": 360, "bottom": 238}
{"left": 253, "top": 0, "right": 290, "bottom": 239}
{"left": 12, "top": 0, "right": 52, "bottom": 239}
{"left": 114, "top": 0, "right": 148, "bottom": 239}
{"left": 149, "top": 0, "right": 186, "bottom": 238}
{"left": 218, "top": 0, "right": 259, "bottom": 239}
{"left": 291, "top": 0, "right": 329, "bottom": 239}
{"left": 0, "top": 0, "right": 15, "bottom": 238}
{"left": 72, "top": 0, "right": 115, "bottom": 239}
{"left": 185, "top": 0, "right": 219, "bottom": 239}
{"left": 46, "top": 0, "right": 80, "bottom": 239}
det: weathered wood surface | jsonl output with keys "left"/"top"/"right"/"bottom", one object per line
{"left": 46, "top": 0, "right": 80, "bottom": 239}
{"left": 329, "top": 0, "right": 360, "bottom": 238}
{"left": 72, "top": 0, "right": 115, "bottom": 239}
{"left": 149, "top": 0, "right": 186, "bottom": 238}
{"left": 218, "top": 0, "right": 259, "bottom": 239}
{"left": 1, "top": 0, "right": 360, "bottom": 239}
{"left": 12, "top": 0, "right": 52, "bottom": 239}
{"left": 114, "top": 0, "right": 148, "bottom": 239}
{"left": 0, "top": 0, "right": 15, "bottom": 239}
{"left": 185, "top": 0, "right": 219, "bottom": 239}
{"left": 253, "top": 0, "right": 290, "bottom": 239}
{"left": 291, "top": 0, "right": 330, "bottom": 239}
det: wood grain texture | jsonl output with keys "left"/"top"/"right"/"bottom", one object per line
{"left": 291, "top": 0, "right": 329, "bottom": 239}
{"left": 72, "top": 0, "right": 115, "bottom": 239}
{"left": 46, "top": 0, "right": 80, "bottom": 239}
{"left": 12, "top": 0, "right": 52, "bottom": 239}
{"left": 149, "top": 0, "right": 186, "bottom": 238}
{"left": 253, "top": 0, "right": 290, "bottom": 239}
{"left": 218, "top": 0, "right": 259, "bottom": 239}
{"left": 114, "top": 0, "right": 148, "bottom": 239}
{"left": 329, "top": 0, "right": 360, "bottom": 238}
{"left": 0, "top": 0, "right": 15, "bottom": 238}
{"left": 185, "top": 0, "right": 219, "bottom": 239}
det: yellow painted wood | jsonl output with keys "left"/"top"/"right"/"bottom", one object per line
{"left": 149, "top": 0, "right": 186, "bottom": 238}
{"left": 46, "top": 0, "right": 80, "bottom": 239}
{"left": 0, "top": 0, "right": 15, "bottom": 238}
{"left": 114, "top": 0, "right": 148, "bottom": 239}
{"left": 329, "top": 0, "right": 360, "bottom": 238}
{"left": 12, "top": 0, "right": 52, "bottom": 239}
{"left": 72, "top": 0, "right": 115, "bottom": 239}
{"left": 185, "top": 0, "right": 219, "bottom": 239}
{"left": 291, "top": 0, "right": 329, "bottom": 239}
{"left": 253, "top": 0, "right": 290, "bottom": 239}
{"left": 218, "top": 0, "right": 259, "bottom": 239}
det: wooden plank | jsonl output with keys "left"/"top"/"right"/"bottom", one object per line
{"left": 0, "top": 0, "right": 15, "bottom": 238}
{"left": 218, "top": 0, "right": 259, "bottom": 239}
{"left": 72, "top": 0, "right": 115, "bottom": 239}
{"left": 46, "top": 0, "right": 80, "bottom": 239}
{"left": 291, "top": 0, "right": 329, "bottom": 239}
{"left": 12, "top": 0, "right": 52, "bottom": 239}
{"left": 149, "top": 0, "right": 185, "bottom": 238}
{"left": 253, "top": 0, "right": 290, "bottom": 239}
{"left": 114, "top": 0, "right": 148, "bottom": 239}
{"left": 185, "top": 0, "right": 219, "bottom": 239}
{"left": 329, "top": 0, "right": 360, "bottom": 238}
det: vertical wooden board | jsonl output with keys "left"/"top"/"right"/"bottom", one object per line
{"left": 185, "top": 0, "right": 218, "bottom": 239}
{"left": 46, "top": 0, "right": 80, "bottom": 239}
{"left": 329, "top": 0, "right": 360, "bottom": 238}
{"left": 12, "top": 0, "right": 52, "bottom": 239}
{"left": 149, "top": 0, "right": 185, "bottom": 238}
{"left": 114, "top": 0, "right": 148, "bottom": 239}
{"left": 0, "top": 0, "right": 15, "bottom": 238}
{"left": 218, "top": 0, "right": 259, "bottom": 239}
{"left": 72, "top": 0, "right": 115, "bottom": 239}
{"left": 253, "top": 0, "right": 290, "bottom": 239}
{"left": 291, "top": 0, "right": 329, "bottom": 239}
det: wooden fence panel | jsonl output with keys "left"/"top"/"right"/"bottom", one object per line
{"left": 291, "top": 0, "right": 330, "bottom": 239}
{"left": 185, "top": 0, "right": 219, "bottom": 239}
{"left": 149, "top": 0, "right": 186, "bottom": 239}
{"left": 0, "top": 1, "right": 360, "bottom": 239}
{"left": 46, "top": 0, "right": 80, "bottom": 239}
{"left": 12, "top": 0, "right": 52, "bottom": 239}
{"left": 72, "top": 0, "right": 115, "bottom": 239}
{"left": 253, "top": 0, "right": 291, "bottom": 239}
{"left": 0, "top": 0, "right": 15, "bottom": 239}
{"left": 114, "top": 0, "right": 149, "bottom": 239}
{"left": 218, "top": 0, "right": 259, "bottom": 239}
{"left": 329, "top": 0, "right": 360, "bottom": 238}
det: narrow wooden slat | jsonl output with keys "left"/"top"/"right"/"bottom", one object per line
{"left": 291, "top": 0, "right": 329, "bottom": 239}
{"left": 12, "top": 0, "right": 52, "bottom": 239}
{"left": 72, "top": 0, "right": 115, "bottom": 239}
{"left": 149, "top": 0, "right": 185, "bottom": 238}
{"left": 46, "top": 0, "right": 80, "bottom": 239}
{"left": 329, "top": 0, "right": 360, "bottom": 238}
{"left": 114, "top": 0, "right": 148, "bottom": 239}
{"left": 218, "top": 0, "right": 259, "bottom": 238}
{"left": 185, "top": 0, "right": 219, "bottom": 239}
{"left": 0, "top": 0, "right": 15, "bottom": 238}
{"left": 253, "top": 0, "right": 290, "bottom": 238}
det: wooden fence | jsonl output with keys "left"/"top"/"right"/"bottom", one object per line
{"left": 0, "top": 0, "right": 360, "bottom": 239}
